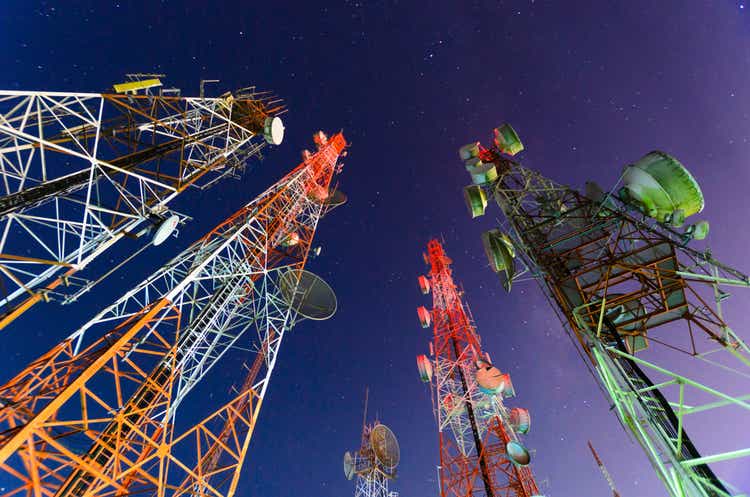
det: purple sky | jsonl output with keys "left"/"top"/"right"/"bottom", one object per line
{"left": 2, "top": 1, "right": 750, "bottom": 497}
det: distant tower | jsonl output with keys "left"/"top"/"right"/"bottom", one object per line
{"left": 344, "top": 390, "right": 401, "bottom": 497}
{"left": 0, "top": 131, "right": 346, "bottom": 497}
{"left": 0, "top": 74, "right": 286, "bottom": 328}
{"left": 415, "top": 239, "right": 542, "bottom": 497}
{"left": 459, "top": 124, "right": 750, "bottom": 497}
{"left": 588, "top": 441, "right": 622, "bottom": 497}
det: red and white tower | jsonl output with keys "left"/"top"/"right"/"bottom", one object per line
{"left": 415, "top": 239, "right": 542, "bottom": 497}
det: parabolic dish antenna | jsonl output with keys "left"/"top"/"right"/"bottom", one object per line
{"left": 325, "top": 189, "right": 348, "bottom": 211}
{"left": 343, "top": 451, "right": 355, "bottom": 480}
{"left": 370, "top": 424, "right": 400, "bottom": 468}
{"left": 152, "top": 215, "right": 180, "bottom": 246}
{"left": 278, "top": 269, "right": 337, "bottom": 320}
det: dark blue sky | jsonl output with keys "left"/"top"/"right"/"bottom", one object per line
{"left": 2, "top": 1, "right": 750, "bottom": 496}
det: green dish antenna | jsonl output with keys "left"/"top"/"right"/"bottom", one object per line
{"left": 494, "top": 124, "right": 524, "bottom": 156}
{"left": 621, "top": 151, "right": 704, "bottom": 227}
{"left": 481, "top": 229, "right": 516, "bottom": 292}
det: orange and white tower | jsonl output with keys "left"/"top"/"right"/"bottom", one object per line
{"left": 0, "top": 131, "right": 347, "bottom": 497}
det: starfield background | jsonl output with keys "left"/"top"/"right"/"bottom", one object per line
{"left": 2, "top": 2, "right": 750, "bottom": 496}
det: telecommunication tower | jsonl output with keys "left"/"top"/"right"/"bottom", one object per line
{"left": 415, "top": 239, "right": 542, "bottom": 497}
{"left": 588, "top": 441, "right": 622, "bottom": 497}
{"left": 458, "top": 124, "right": 750, "bottom": 496}
{"left": 0, "top": 74, "right": 286, "bottom": 328}
{"left": 343, "top": 391, "right": 401, "bottom": 497}
{"left": 0, "top": 130, "right": 346, "bottom": 497}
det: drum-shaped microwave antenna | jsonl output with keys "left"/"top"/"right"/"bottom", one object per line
{"left": 417, "top": 306, "right": 431, "bottom": 328}
{"left": 416, "top": 354, "right": 433, "bottom": 383}
{"left": 494, "top": 123, "right": 524, "bottom": 156}
{"left": 370, "top": 424, "right": 400, "bottom": 468}
{"left": 278, "top": 269, "right": 337, "bottom": 320}
{"left": 263, "top": 116, "right": 285, "bottom": 145}
{"left": 621, "top": 151, "right": 703, "bottom": 227}
{"left": 482, "top": 229, "right": 516, "bottom": 292}
{"left": 418, "top": 275, "right": 431, "bottom": 294}
{"left": 464, "top": 184, "right": 488, "bottom": 218}
{"left": 509, "top": 407, "right": 531, "bottom": 434}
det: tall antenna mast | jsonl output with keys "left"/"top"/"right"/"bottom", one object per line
{"left": 415, "top": 239, "right": 542, "bottom": 497}
{"left": 0, "top": 75, "right": 286, "bottom": 329}
{"left": 459, "top": 122, "right": 750, "bottom": 497}
{"left": 0, "top": 131, "right": 346, "bottom": 497}
{"left": 344, "top": 394, "right": 400, "bottom": 497}
{"left": 588, "top": 441, "right": 622, "bottom": 497}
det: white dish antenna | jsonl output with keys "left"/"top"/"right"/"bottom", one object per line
{"left": 152, "top": 215, "right": 180, "bottom": 246}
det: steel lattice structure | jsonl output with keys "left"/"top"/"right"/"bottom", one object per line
{"left": 415, "top": 240, "right": 541, "bottom": 497}
{"left": 350, "top": 422, "right": 399, "bottom": 497}
{"left": 344, "top": 393, "right": 400, "bottom": 497}
{"left": 0, "top": 131, "right": 346, "bottom": 497}
{"left": 462, "top": 126, "right": 750, "bottom": 497}
{"left": 0, "top": 76, "right": 285, "bottom": 328}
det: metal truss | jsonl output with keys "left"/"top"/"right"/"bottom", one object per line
{"left": 352, "top": 423, "right": 399, "bottom": 497}
{"left": 0, "top": 81, "right": 285, "bottom": 328}
{"left": 354, "top": 469, "right": 396, "bottom": 497}
{"left": 0, "top": 132, "right": 346, "bottom": 497}
{"left": 418, "top": 240, "right": 541, "bottom": 497}
{"left": 469, "top": 142, "right": 750, "bottom": 497}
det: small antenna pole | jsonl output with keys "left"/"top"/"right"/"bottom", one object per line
{"left": 588, "top": 440, "right": 622, "bottom": 497}
{"left": 362, "top": 386, "right": 369, "bottom": 431}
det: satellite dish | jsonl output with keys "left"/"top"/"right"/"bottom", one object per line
{"left": 343, "top": 451, "right": 355, "bottom": 480}
{"left": 505, "top": 441, "right": 530, "bottom": 466}
{"left": 509, "top": 407, "right": 531, "bottom": 435}
{"left": 152, "top": 215, "right": 180, "bottom": 246}
{"left": 370, "top": 424, "right": 400, "bottom": 468}
{"left": 278, "top": 269, "right": 337, "bottom": 320}
{"left": 263, "top": 116, "right": 285, "bottom": 145}
{"left": 325, "top": 189, "right": 348, "bottom": 212}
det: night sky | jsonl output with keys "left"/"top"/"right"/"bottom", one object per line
{"left": 2, "top": 1, "right": 750, "bottom": 496}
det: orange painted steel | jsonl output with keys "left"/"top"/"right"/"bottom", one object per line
{"left": 0, "top": 133, "right": 346, "bottom": 497}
